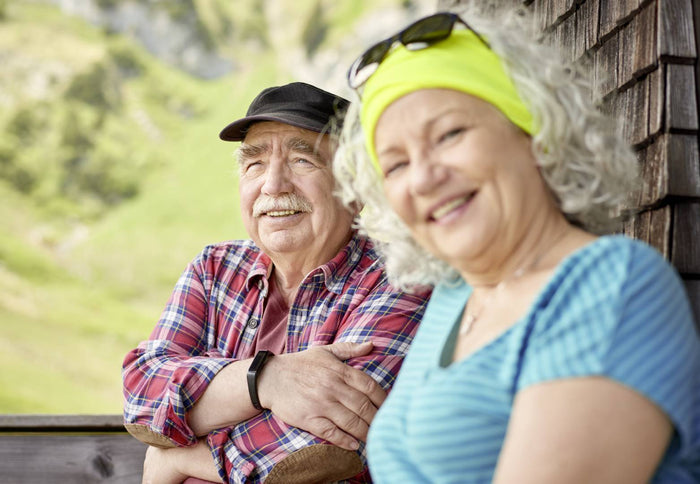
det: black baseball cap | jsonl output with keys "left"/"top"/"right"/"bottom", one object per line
{"left": 219, "top": 82, "right": 350, "bottom": 142}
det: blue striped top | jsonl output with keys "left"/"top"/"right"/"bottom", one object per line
{"left": 367, "top": 236, "right": 700, "bottom": 483}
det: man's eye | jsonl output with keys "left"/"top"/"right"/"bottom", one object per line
{"left": 242, "top": 161, "right": 262, "bottom": 173}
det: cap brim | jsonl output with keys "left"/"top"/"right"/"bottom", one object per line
{"left": 219, "top": 113, "right": 328, "bottom": 141}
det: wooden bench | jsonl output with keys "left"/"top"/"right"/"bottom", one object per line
{"left": 0, "top": 415, "right": 146, "bottom": 483}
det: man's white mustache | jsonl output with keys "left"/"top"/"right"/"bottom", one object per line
{"left": 253, "top": 193, "right": 313, "bottom": 217}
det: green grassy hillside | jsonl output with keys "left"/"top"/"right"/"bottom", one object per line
{"left": 0, "top": 2, "right": 269, "bottom": 413}
{"left": 0, "top": 0, "right": 414, "bottom": 413}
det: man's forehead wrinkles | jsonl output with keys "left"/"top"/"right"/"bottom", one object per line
{"left": 239, "top": 141, "right": 271, "bottom": 159}
{"left": 238, "top": 129, "right": 329, "bottom": 165}
{"left": 286, "top": 136, "right": 318, "bottom": 154}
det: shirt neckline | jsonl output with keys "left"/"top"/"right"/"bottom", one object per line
{"left": 435, "top": 235, "right": 619, "bottom": 369}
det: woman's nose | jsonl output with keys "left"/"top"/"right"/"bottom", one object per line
{"left": 409, "top": 157, "right": 448, "bottom": 195}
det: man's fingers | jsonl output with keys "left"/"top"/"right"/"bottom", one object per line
{"left": 265, "top": 345, "right": 388, "bottom": 448}
{"left": 311, "top": 417, "right": 360, "bottom": 451}
{"left": 335, "top": 390, "right": 379, "bottom": 429}
{"left": 325, "top": 340, "right": 374, "bottom": 361}
{"left": 334, "top": 407, "right": 370, "bottom": 442}
{"left": 343, "top": 364, "right": 387, "bottom": 409}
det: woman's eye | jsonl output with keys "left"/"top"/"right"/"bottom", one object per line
{"left": 439, "top": 127, "right": 465, "bottom": 143}
{"left": 384, "top": 161, "right": 408, "bottom": 177}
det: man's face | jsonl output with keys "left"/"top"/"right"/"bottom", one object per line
{"left": 238, "top": 122, "right": 355, "bottom": 270}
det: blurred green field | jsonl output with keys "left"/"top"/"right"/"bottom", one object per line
{"left": 0, "top": 2, "right": 268, "bottom": 413}
{"left": 0, "top": 0, "right": 417, "bottom": 413}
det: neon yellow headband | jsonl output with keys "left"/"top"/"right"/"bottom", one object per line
{"left": 360, "top": 29, "right": 535, "bottom": 171}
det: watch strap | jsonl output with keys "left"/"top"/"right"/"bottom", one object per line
{"left": 247, "top": 350, "right": 273, "bottom": 410}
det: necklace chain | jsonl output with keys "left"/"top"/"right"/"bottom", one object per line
{"left": 460, "top": 230, "right": 568, "bottom": 336}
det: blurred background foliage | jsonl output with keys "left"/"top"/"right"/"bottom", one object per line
{"left": 0, "top": 0, "right": 428, "bottom": 413}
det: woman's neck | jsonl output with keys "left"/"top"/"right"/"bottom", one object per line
{"left": 457, "top": 207, "right": 578, "bottom": 288}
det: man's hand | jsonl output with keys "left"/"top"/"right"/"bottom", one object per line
{"left": 257, "top": 341, "right": 387, "bottom": 451}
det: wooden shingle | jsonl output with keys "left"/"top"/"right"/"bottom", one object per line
{"left": 658, "top": 0, "right": 696, "bottom": 58}
{"left": 579, "top": 0, "right": 600, "bottom": 52}
{"left": 672, "top": 202, "right": 700, "bottom": 273}
{"left": 598, "top": 0, "right": 622, "bottom": 39}
{"left": 631, "top": 3, "right": 657, "bottom": 78}
{"left": 636, "top": 135, "right": 667, "bottom": 207}
{"left": 595, "top": 32, "right": 619, "bottom": 96}
{"left": 647, "top": 66, "right": 664, "bottom": 136}
{"left": 618, "top": 20, "right": 637, "bottom": 88}
{"left": 667, "top": 134, "right": 700, "bottom": 197}
{"left": 666, "top": 64, "right": 699, "bottom": 131}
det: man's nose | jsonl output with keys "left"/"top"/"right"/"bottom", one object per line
{"left": 261, "top": 159, "right": 293, "bottom": 195}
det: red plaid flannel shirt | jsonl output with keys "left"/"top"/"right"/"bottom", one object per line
{"left": 122, "top": 232, "right": 429, "bottom": 483}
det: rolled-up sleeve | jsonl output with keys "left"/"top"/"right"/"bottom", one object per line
{"left": 122, "top": 252, "right": 234, "bottom": 447}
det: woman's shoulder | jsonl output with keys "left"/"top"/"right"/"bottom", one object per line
{"left": 521, "top": 233, "right": 698, "bottom": 385}
{"left": 565, "top": 234, "right": 664, "bottom": 269}
{"left": 550, "top": 234, "right": 679, "bottom": 296}
{"left": 529, "top": 234, "right": 694, "bottom": 351}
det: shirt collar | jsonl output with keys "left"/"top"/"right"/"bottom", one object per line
{"left": 245, "top": 250, "right": 273, "bottom": 291}
{"left": 316, "top": 231, "right": 375, "bottom": 294}
{"left": 244, "top": 231, "right": 376, "bottom": 295}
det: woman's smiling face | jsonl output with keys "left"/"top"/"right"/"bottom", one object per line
{"left": 374, "top": 88, "right": 546, "bottom": 271}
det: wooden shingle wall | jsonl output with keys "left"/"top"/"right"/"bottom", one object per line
{"left": 439, "top": 0, "right": 700, "bottom": 326}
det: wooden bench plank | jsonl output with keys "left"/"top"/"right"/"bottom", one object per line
{"left": 0, "top": 414, "right": 125, "bottom": 432}
{"left": 0, "top": 434, "right": 146, "bottom": 483}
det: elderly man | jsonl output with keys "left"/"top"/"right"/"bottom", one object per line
{"left": 122, "top": 82, "right": 429, "bottom": 483}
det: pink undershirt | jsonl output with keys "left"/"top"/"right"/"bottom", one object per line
{"left": 182, "top": 274, "right": 289, "bottom": 484}
{"left": 252, "top": 274, "right": 289, "bottom": 354}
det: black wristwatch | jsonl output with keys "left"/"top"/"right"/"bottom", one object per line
{"left": 247, "top": 350, "right": 273, "bottom": 411}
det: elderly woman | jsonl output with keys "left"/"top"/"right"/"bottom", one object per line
{"left": 334, "top": 5, "right": 700, "bottom": 483}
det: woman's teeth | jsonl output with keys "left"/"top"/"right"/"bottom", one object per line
{"left": 431, "top": 195, "right": 470, "bottom": 220}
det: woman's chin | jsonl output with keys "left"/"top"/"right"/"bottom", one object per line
{"left": 422, "top": 232, "right": 488, "bottom": 268}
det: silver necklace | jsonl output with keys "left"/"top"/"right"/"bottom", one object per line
{"left": 460, "top": 230, "right": 568, "bottom": 336}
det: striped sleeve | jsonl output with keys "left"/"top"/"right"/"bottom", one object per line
{"left": 519, "top": 238, "right": 700, "bottom": 460}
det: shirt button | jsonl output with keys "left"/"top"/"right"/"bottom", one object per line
{"left": 247, "top": 318, "right": 259, "bottom": 329}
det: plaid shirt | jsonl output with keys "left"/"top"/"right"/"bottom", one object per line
{"left": 122, "top": 232, "right": 429, "bottom": 483}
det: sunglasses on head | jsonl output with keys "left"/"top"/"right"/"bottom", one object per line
{"left": 347, "top": 12, "right": 489, "bottom": 90}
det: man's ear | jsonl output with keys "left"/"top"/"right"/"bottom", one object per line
{"left": 350, "top": 200, "right": 363, "bottom": 216}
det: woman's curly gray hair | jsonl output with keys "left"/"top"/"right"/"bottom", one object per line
{"left": 333, "top": 3, "right": 639, "bottom": 290}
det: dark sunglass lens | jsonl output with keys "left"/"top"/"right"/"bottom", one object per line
{"left": 349, "top": 41, "right": 391, "bottom": 88}
{"left": 401, "top": 13, "right": 456, "bottom": 45}
{"left": 363, "top": 41, "right": 392, "bottom": 66}
{"left": 348, "top": 13, "right": 467, "bottom": 89}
